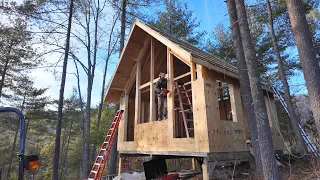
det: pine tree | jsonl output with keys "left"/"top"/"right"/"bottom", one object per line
{"left": 0, "top": 18, "right": 38, "bottom": 100}
{"left": 148, "top": 0, "right": 206, "bottom": 47}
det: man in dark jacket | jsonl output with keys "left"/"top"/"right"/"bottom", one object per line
{"left": 155, "top": 72, "right": 168, "bottom": 120}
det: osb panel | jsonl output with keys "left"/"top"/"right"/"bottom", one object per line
{"left": 191, "top": 79, "right": 210, "bottom": 152}
{"left": 136, "top": 120, "right": 168, "bottom": 152}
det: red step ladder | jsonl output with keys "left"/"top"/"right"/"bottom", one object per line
{"left": 88, "top": 110, "right": 124, "bottom": 180}
{"left": 174, "top": 82, "right": 193, "bottom": 138}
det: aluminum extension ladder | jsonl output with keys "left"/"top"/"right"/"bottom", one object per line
{"left": 271, "top": 87, "right": 319, "bottom": 156}
{"left": 88, "top": 110, "right": 124, "bottom": 180}
{"left": 174, "top": 82, "right": 193, "bottom": 138}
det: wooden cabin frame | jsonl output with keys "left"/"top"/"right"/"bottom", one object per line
{"left": 104, "top": 20, "right": 283, "bottom": 179}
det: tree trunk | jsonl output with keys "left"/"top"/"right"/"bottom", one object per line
{"left": 60, "top": 120, "right": 73, "bottom": 180}
{"left": 84, "top": 6, "right": 92, "bottom": 177}
{"left": 0, "top": 60, "right": 9, "bottom": 99}
{"left": 73, "top": 59, "right": 86, "bottom": 179}
{"left": 266, "top": 0, "right": 307, "bottom": 155}
{"left": 52, "top": 0, "right": 74, "bottom": 179}
{"left": 7, "top": 125, "right": 19, "bottom": 180}
{"left": 234, "top": 0, "right": 280, "bottom": 179}
{"left": 285, "top": 0, "right": 320, "bottom": 135}
{"left": 225, "top": 0, "right": 263, "bottom": 176}
{"left": 108, "top": 0, "right": 127, "bottom": 176}
{"left": 119, "top": 0, "right": 127, "bottom": 54}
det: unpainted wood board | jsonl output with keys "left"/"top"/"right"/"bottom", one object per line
{"left": 191, "top": 79, "right": 210, "bottom": 152}
{"left": 136, "top": 120, "right": 169, "bottom": 152}
{"left": 150, "top": 38, "right": 156, "bottom": 122}
{"left": 167, "top": 49, "right": 175, "bottom": 139}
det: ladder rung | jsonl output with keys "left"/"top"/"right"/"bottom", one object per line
{"left": 91, "top": 170, "right": 97, "bottom": 174}
{"left": 94, "top": 163, "right": 100, "bottom": 166}
{"left": 97, "top": 156, "right": 104, "bottom": 158}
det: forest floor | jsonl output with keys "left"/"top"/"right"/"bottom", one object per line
{"left": 119, "top": 156, "right": 320, "bottom": 179}
{"left": 227, "top": 156, "right": 320, "bottom": 180}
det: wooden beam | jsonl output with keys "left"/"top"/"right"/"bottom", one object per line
{"left": 122, "top": 56, "right": 138, "bottom": 61}
{"left": 110, "top": 88, "right": 125, "bottom": 91}
{"left": 150, "top": 38, "right": 156, "bottom": 122}
{"left": 118, "top": 157, "right": 123, "bottom": 175}
{"left": 192, "top": 57, "right": 239, "bottom": 80}
{"left": 139, "top": 82, "right": 151, "bottom": 90}
{"left": 135, "top": 60, "right": 141, "bottom": 125}
{"left": 167, "top": 47, "right": 174, "bottom": 138}
{"left": 191, "top": 62, "right": 197, "bottom": 81}
{"left": 123, "top": 93, "right": 129, "bottom": 141}
{"left": 173, "top": 72, "right": 191, "bottom": 81}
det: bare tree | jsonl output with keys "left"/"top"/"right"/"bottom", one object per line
{"left": 52, "top": 0, "right": 74, "bottom": 179}
{"left": 225, "top": 0, "right": 263, "bottom": 176}
{"left": 96, "top": 13, "right": 119, "bottom": 131}
{"left": 285, "top": 0, "right": 320, "bottom": 135}
{"left": 266, "top": 0, "right": 307, "bottom": 155}
{"left": 234, "top": 0, "right": 280, "bottom": 179}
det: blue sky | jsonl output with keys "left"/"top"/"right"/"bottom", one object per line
{"left": 29, "top": 0, "right": 307, "bottom": 107}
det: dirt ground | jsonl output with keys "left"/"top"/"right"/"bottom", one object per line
{"left": 120, "top": 156, "right": 320, "bottom": 180}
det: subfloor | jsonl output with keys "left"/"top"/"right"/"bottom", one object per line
{"left": 118, "top": 156, "right": 320, "bottom": 180}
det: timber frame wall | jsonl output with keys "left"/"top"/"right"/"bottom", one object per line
{"left": 104, "top": 20, "right": 284, "bottom": 180}
{"left": 116, "top": 36, "right": 283, "bottom": 157}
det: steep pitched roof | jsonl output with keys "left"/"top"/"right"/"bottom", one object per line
{"left": 104, "top": 20, "right": 240, "bottom": 103}
{"left": 146, "top": 25, "right": 239, "bottom": 75}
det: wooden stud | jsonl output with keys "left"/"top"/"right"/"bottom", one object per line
{"left": 191, "top": 62, "right": 197, "bottom": 81}
{"left": 123, "top": 92, "right": 129, "bottom": 141}
{"left": 141, "top": 101, "right": 145, "bottom": 123}
{"left": 150, "top": 38, "right": 156, "bottom": 122}
{"left": 228, "top": 84, "right": 243, "bottom": 123}
{"left": 167, "top": 47, "right": 174, "bottom": 138}
{"left": 135, "top": 60, "right": 141, "bottom": 125}
{"left": 118, "top": 156, "right": 123, "bottom": 175}
{"left": 192, "top": 158, "right": 196, "bottom": 170}
{"left": 202, "top": 158, "right": 217, "bottom": 180}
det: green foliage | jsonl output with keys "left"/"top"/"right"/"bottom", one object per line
{"left": 148, "top": 0, "right": 206, "bottom": 47}
{"left": 206, "top": 0, "right": 305, "bottom": 85}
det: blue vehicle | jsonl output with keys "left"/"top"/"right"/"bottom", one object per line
{"left": 0, "top": 107, "right": 39, "bottom": 180}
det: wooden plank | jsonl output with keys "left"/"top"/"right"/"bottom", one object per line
{"left": 135, "top": 60, "right": 141, "bottom": 125}
{"left": 167, "top": 48, "right": 174, "bottom": 139}
{"left": 173, "top": 72, "right": 191, "bottom": 81}
{"left": 141, "top": 101, "right": 145, "bottom": 124}
{"left": 139, "top": 82, "right": 151, "bottom": 90}
{"left": 150, "top": 38, "right": 156, "bottom": 122}
{"left": 123, "top": 93, "right": 129, "bottom": 141}
{"left": 191, "top": 62, "right": 197, "bottom": 81}
{"left": 118, "top": 156, "right": 123, "bottom": 175}
{"left": 192, "top": 57, "right": 239, "bottom": 80}
{"left": 228, "top": 84, "right": 243, "bottom": 123}
{"left": 207, "top": 151, "right": 250, "bottom": 161}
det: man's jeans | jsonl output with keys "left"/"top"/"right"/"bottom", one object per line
{"left": 158, "top": 96, "right": 167, "bottom": 120}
